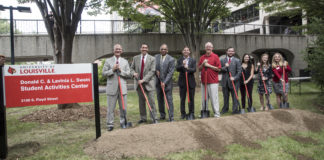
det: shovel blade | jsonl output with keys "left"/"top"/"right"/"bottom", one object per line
{"left": 268, "top": 104, "right": 274, "bottom": 110}
{"left": 250, "top": 107, "right": 256, "bottom": 112}
{"left": 126, "top": 122, "right": 133, "bottom": 128}
{"left": 200, "top": 110, "right": 210, "bottom": 118}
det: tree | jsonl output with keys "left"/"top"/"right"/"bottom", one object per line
{"left": 105, "top": 0, "right": 244, "bottom": 83}
{"left": 18, "top": 0, "right": 88, "bottom": 109}
{"left": 257, "top": 0, "right": 324, "bottom": 89}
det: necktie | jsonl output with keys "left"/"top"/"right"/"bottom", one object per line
{"left": 140, "top": 55, "right": 145, "bottom": 79}
{"left": 228, "top": 57, "right": 231, "bottom": 64}
{"left": 116, "top": 57, "right": 119, "bottom": 64}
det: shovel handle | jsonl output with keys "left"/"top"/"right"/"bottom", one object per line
{"left": 160, "top": 81, "right": 170, "bottom": 110}
{"left": 138, "top": 82, "right": 153, "bottom": 112}
{"left": 229, "top": 72, "right": 239, "bottom": 99}
{"left": 241, "top": 72, "right": 250, "bottom": 99}
{"left": 185, "top": 71, "right": 190, "bottom": 103}
{"left": 282, "top": 66, "right": 286, "bottom": 93}
{"left": 204, "top": 68, "right": 207, "bottom": 101}
{"left": 117, "top": 76, "right": 126, "bottom": 110}
{"left": 259, "top": 67, "right": 268, "bottom": 95}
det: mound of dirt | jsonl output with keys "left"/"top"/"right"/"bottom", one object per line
{"left": 20, "top": 105, "right": 108, "bottom": 123}
{"left": 84, "top": 109, "right": 324, "bottom": 159}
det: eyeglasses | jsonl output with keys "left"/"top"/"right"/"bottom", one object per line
{"left": 161, "top": 48, "right": 167, "bottom": 50}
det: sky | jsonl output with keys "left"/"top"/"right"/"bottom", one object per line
{"left": 0, "top": 0, "right": 115, "bottom": 20}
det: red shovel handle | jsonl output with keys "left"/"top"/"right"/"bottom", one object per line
{"left": 259, "top": 67, "right": 268, "bottom": 94}
{"left": 229, "top": 72, "right": 239, "bottom": 99}
{"left": 185, "top": 71, "right": 190, "bottom": 103}
{"left": 282, "top": 66, "right": 286, "bottom": 93}
{"left": 139, "top": 83, "right": 153, "bottom": 111}
{"left": 118, "top": 76, "right": 126, "bottom": 110}
{"left": 241, "top": 72, "right": 250, "bottom": 99}
{"left": 204, "top": 69, "right": 207, "bottom": 101}
{"left": 161, "top": 81, "right": 170, "bottom": 110}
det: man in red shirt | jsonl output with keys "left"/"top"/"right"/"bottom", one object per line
{"left": 198, "top": 42, "right": 221, "bottom": 117}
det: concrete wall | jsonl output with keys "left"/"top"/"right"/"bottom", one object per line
{"left": 0, "top": 34, "right": 309, "bottom": 76}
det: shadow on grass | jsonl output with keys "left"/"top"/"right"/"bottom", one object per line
{"left": 8, "top": 141, "right": 40, "bottom": 160}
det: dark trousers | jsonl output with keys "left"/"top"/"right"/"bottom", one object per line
{"left": 240, "top": 83, "right": 253, "bottom": 109}
{"left": 156, "top": 85, "right": 174, "bottom": 120}
{"left": 221, "top": 83, "right": 239, "bottom": 113}
{"left": 179, "top": 86, "right": 195, "bottom": 115}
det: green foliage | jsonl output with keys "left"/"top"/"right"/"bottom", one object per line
{"left": 98, "top": 59, "right": 107, "bottom": 85}
{"left": 0, "top": 19, "right": 10, "bottom": 34}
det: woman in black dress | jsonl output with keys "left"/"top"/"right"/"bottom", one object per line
{"left": 240, "top": 54, "right": 255, "bottom": 113}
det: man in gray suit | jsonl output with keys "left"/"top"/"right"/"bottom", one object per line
{"left": 220, "top": 47, "right": 242, "bottom": 114}
{"left": 155, "top": 44, "right": 176, "bottom": 121}
{"left": 130, "top": 43, "right": 158, "bottom": 124}
{"left": 102, "top": 44, "right": 130, "bottom": 131}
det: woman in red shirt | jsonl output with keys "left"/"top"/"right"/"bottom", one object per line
{"left": 272, "top": 53, "right": 291, "bottom": 108}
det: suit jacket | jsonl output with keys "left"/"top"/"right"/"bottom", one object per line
{"left": 176, "top": 56, "right": 196, "bottom": 88}
{"left": 220, "top": 56, "right": 242, "bottom": 88}
{"left": 102, "top": 56, "right": 130, "bottom": 95}
{"left": 130, "top": 53, "right": 156, "bottom": 91}
{"left": 155, "top": 54, "right": 176, "bottom": 91}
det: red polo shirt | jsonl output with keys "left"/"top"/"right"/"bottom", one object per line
{"left": 272, "top": 65, "right": 292, "bottom": 83}
{"left": 199, "top": 52, "right": 221, "bottom": 84}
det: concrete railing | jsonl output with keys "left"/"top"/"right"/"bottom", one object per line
{"left": 0, "top": 19, "right": 302, "bottom": 35}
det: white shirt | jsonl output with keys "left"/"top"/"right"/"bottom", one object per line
{"left": 183, "top": 56, "right": 190, "bottom": 66}
{"left": 114, "top": 56, "right": 120, "bottom": 64}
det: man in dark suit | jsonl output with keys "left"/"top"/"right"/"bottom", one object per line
{"left": 155, "top": 44, "right": 176, "bottom": 121}
{"left": 176, "top": 46, "right": 196, "bottom": 120}
{"left": 220, "top": 47, "right": 242, "bottom": 114}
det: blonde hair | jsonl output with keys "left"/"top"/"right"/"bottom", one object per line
{"left": 272, "top": 52, "right": 284, "bottom": 68}
{"left": 260, "top": 53, "right": 270, "bottom": 67}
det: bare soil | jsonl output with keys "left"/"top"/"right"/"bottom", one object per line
{"left": 84, "top": 109, "right": 324, "bottom": 159}
{"left": 20, "top": 105, "right": 108, "bottom": 123}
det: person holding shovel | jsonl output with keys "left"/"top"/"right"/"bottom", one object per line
{"left": 176, "top": 46, "right": 196, "bottom": 120}
{"left": 155, "top": 44, "right": 176, "bottom": 121}
{"left": 130, "top": 43, "right": 158, "bottom": 124}
{"left": 239, "top": 53, "right": 255, "bottom": 113}
{"left": 198, "top": 42, "right": 221, "bottom": 118}
{"left": 255, "top": 53, "right": 273, "bottom": 111}
{"left": 220, "top": 47, "right": 242, "bottom": 114}
{"left": 272, "top": 53, "right": 291, "bottom": 108}
{"left": 102, "top": 44, "right": 131, "bottom": 131}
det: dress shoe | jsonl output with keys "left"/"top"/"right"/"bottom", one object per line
{"left": 221, "top": 110, "right": 228, "bottom": 114}
{"left": 137, "top": 119, "right": 147, "bottom": 124}
{"left": 159, "top": 117, "right": 166, "bottom": 120}
{"left": 120, "top": 123, "right": 126, "bottom": 129}
{"left": 107, "top": 127, "right": 114, "bottom": 131}
{"left": 180, "top": 114, "right": 186, "bottom": 119}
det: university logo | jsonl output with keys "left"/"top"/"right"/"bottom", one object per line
{"left": 8, "top": 67, "right": 16, "bottom": 74}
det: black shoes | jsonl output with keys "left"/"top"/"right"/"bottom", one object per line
{"left": 180, "top": 114, "right": 186, "bottom": 119}
{"left": 220, "top": 110, "right": 228, "bottom": 114}
{"left": 159, "top": 117, "right": 166, "bottom": 120}
{"left": 107, "top": 127, "right": 114, "bottom": 131}
{"left": 137, "top": 119, "right": 147, "bottom": 124}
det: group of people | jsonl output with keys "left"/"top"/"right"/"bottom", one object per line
{"left": 103, "top": 42, "right": 291, "bottom": 131}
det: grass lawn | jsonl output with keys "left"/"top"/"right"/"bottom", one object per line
{"left": 5, "top": 81, "right": 324, "bottom": 160}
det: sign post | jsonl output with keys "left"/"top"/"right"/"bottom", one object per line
{"left": 0, "top": 66, "right": 8, "bottom": 159}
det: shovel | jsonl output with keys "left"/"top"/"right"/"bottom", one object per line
{"left": 280, "top": 67, "right": 289, "bottom": 108}
{"left": 136, "top": 77, "right": 157, "bottom": 123}
{"left": 241, "top": 72, "right": 256, "bottom": 112}
{"left": 185, "top": 70, "right": 194, "bottom": 120}
{"left": 259, "top": 67, "right": 273, "bottom": 110}
{"left": 201, "top": 68, "right": 210, "bottom": 118}
{"left": 159, "top": 78, "right": 172, "bottom": 122}
{"left": 229, "top": 71, "right": 242, "bottom": 114}
{"left": 117, "top": 71, "right": 132, "bottom": 128}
